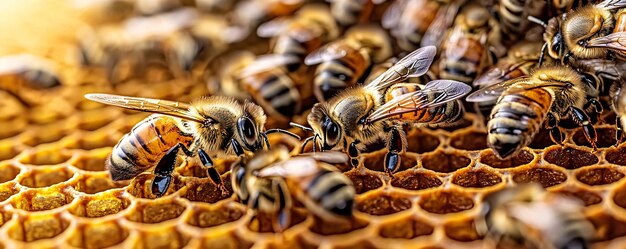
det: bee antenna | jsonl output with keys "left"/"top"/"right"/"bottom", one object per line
{"left": 289, "top": 122, "right": 314, "bottom": 133}
{"left": 527, "top": 16, "right": 547, "bottom": 28}
{"left": 261, "top": 132, "right": 271, "bottom": 149}
{"left": 265, "top": 129, "right": 301, "bottom": 140}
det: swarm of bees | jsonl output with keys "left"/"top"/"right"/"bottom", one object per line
{"left": 5, "top": 0, "right": 626, "bottom": 247}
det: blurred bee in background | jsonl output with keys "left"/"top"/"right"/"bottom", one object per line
{"left": 476, "top": 184, "right": 593, "bottom": 249}
{"left": 305, "top": 25, "right": 393, "bottom": 102}
{"left": 0, "top": 54, "right": 63, "bottom": 106}
{"left": 84, "top": 93, "right": 299, "bottom": 197}
{"left": 232, "top": 147, "right": 355, "bottom": 232}
{"left": 610, "top": 77, "right": 626, "bottom": 143}
{"left": 537, "top": 0, "right": 626, "bottom": 64}
{"left": 328, "top": 0, "right": 391, "bottom": 27}
{"left": 436, "top": 3, "right": 502, "bottom": 84}
{"left": 467, "top": 65, "right": 602, "bottom": 159}
{"left": 293, "top": 47, "right": 471, "bottom": 175}
{"left": 549, "top": 0, "right": 594, "bottom": 16}
{"left": 257, "top": 4, "right": 339, "bottom": 73}
{"left": 72, "top": 0, "right": 135, "bottom": 25}
{"left": 228, "top": 0, "right": 305, "bottom": 38}
{"left": 496, "top": 0, "right": 546, "bottom": 42}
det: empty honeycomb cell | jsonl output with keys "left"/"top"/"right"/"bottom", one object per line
{"left": 137, "top": 228, "right": 190, "bottom": 249}
{"left": 345, "top": 171, "right": 383, "bottom": 194}
{"left": 0, "top": 162, "right": 21, "bottom": 183}
{"left": 185, "top": 203, "right": 244, "bottom": 228}
{"left": 69, "top": 149, "right": 109, "bottom": 172}
{"left": 179, "top": 177, "right": 233, "bottom": 203}
{"left": 418, "top": 191, "right": 474, "bottom": 214}
{"left": 422, "top": 151, "right": 471, "bottom": 173}
{"left": 7, "top": 213, "right": 69, "bottom": 242}
{"left": 406, "top": 130, "right": 441, "bottom": 154}
{"left": 18, "top": 148, "right": 72, "bottom": 166}
{"left": 588, "top": 212, "right": 626, "bottom": 241}
{"left": 75, "top": 108, "right": 119, "bottom": 131}
{"left": 606, "top": 146, "right": 626, "bottom": 166}
{"left": 363, "top": 152, "right": 417, "bottom": 173}
{"left": 309, "top": 216, "right": 369, "bottom": 235}
{"left": 126, "top": 200, "right": 186, "bottom": 223}
{"left": 573, "top": 127, "right": 617, "bottom": 148}
{"left": 612, "top": 183, "right": 626, "bottom": 210}
{"left": 62, "top": 133, "right": 118, "bottom": 150}
{"left": 247, "top": 209, "right": 308, "bottom": 233}
{"left": 74, "top": 173, "right": 127, "bottom": 194}
{"left": 443, "top": 219, "right": 483, "bottom": 242}
{"left": 18, "top": 167, "right": 74, "bottom": 188}
{"left": 0, "top": 141, "right": 23, "bottom": 162}
{"left": 554, "top": 189, "right": 602, "bottom": 206}
{"left": 511, "top": 168, "right": 567, "bottom": 188}
{"left": 543, "top": 147, "right": 598, "bottom": 169}
{"left": 451, "top": 168, "right": 503, "bottom": 188}
{"left": 390, "top": 170, "right": 443, "bottom": 191}
{"left": 378, "top": 218, "right": 434, "bottom": 239}
{"left": 69, "top": 194, "right": 130, "bottom": 218}
{"left": 66, "top": 221, "right": 129, "bottom": 249}
{"left": 356, "top": 194, "right": 412, "bottom": 216}
{"left": 20, "top": 125, "right": 69, "bottom": 147}
{"left": 450, "top": 131, "right": 488, "bottom": 151}
{"left": 528, "top": 129, "right": 556, "bottom": 149}
{"left": 13, "top": 189, "right": 74, "bottom": 212}
{"left": 334, "top": 240, "right": 378, "bottom": 249}
{"left": 479, "top": 149, "right": 534, "bottom": 169}
{"left": 0, "top": 119, "right": 27, "bottom": 140}
{"left": 576, "top": 167, "right": 624, "bottom": 186}
{"left": 0, "top": 182, "right": 20, "bottom": 202}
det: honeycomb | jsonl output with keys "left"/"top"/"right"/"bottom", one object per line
{"left": 2, "top": 1, "right": 626, "bottom": 249}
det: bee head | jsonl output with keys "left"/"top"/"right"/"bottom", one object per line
{"left": 236, "top": 116, "right": 261, "bottom": 151}
{"left": 308, "top": 103, "right": 342, "bottom": 151}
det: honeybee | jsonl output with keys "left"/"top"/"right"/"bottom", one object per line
{"left": 304, "top": 25, "right": 393, "bottom": 102}
{"left": 476, "top": 184, "right": 593, "bottom": 249}
{"left": 497, "top": 0, "right": 546, "bottom": 41}
{"left": 0, "top": 54, "right": 63, "bottom": 106}
{"left": 329, "top": 0, "right": 390, "bottom": 27}
{"left": 539, "top": 0, "right": 626, "bottom": 63}
{"left": 84, "top": 94, "right": 299, "bottom": 197}
{"left": 610, "top": 77, "right": 626, "bottom": 143}
{"left": 231, "top": 147, "right": 355, "bottom": 232}
{"left": 293, "top": 47, "right": 471, "bottom": 175}
{"left": 257, "top": 4, "right": 339, "bottom": 71}
{"left": 550, "top": 0, "right": 594, "bottom": 16}
{"left": 229, "top": 0, "right": 305, "bottom": 36}
{"left": 466, "top": 65, "right": 602, "bottom": 159}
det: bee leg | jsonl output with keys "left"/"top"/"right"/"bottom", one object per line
{"left": 547, "top": 113, "right": 564, "bottom": 145}
{"left": 384, "top": 127, "right": 406, "bottom": 177}
{"left": 569, "top": 106, "right": 598, "bottom": 150}
{"left": 152, "top": 144, "right": 182, "bottom": 197}
{"left": 348, "top": 142, "right": 360, "bottom": 168}
{"left": 231, "top": 139, "right": 245, "bottom": 156}
{"left": 198, "top": 149, "right": 226, "bottom": 193}
{"left": 584, "top": 98, "right": 603, "bottom": 123}
{"left": 272, "top": 180, "right": 291, "bottom": 233}
{"left": 617, "top": 116, "right": 625, "bottom": 145}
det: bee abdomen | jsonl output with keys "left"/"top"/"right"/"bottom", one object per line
{"left": 259, "top": 74, "right": 300, "bottom": 117}
{"left": 315, "top": 60, "right": 356, "bottom": 100}
{"left": 306, "top": 170, "right": 354, "bottom": 216}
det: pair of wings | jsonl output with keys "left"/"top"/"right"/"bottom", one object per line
{"left": 465, "top": 77, "right": 572, "bottom": 103}
{"left": 255, "top": 151, "right": 348, "bottom": 178}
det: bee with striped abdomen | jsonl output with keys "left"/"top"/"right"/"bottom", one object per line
{"left": 231, "top": 147, "right": 355, "bottom": 232}
{"left": 329, "top": 0, "right": 390, "bottom": 27}
{"left": 293, "top": 46, "right": 471, "bottom": 176}
{"left": 304, "top": 25, "right": 393, "bottom": 102}
{"left": 84, "top": 94, "right": 299, "bottom": 197}
{"left": 467, "top": 65, "right": 602, "bottom": 159}
{"left": 0, "top": 54, "right": 63, "bottom": 106}
{"left": 476, "top": 184, "right": 593, "bottom": 249}
{"left": 496, "top": 0, "right": 546, "bottom": 41}
{"left": 610, "top": 77, "right": 626, "bottom": 143}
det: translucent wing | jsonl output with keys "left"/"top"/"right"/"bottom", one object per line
{"left": 596, "top": 0, "right": 626, "bottom": 9}
{"left": 239, "top": 54, "right": 299, "bottom": 77}
{"left": 256, "top": 157, "right": 321, "bottom": 178}
{"left": 298, "top": 151, "right": 349, "bottom": 164}
{"left": 304, "top": 42, "right": 348, "bottom": 65}
{"left": 420, "top": 2, "right": 461, "bottom": 48}
{"left": 84, "top": 93, "right": 206, "bottom": 123}
{"left": 366, "top": 80, "right": 471, "bottom": 123}
{"left": 466, "top": 78, "right": 529, "bottom": 103}
{"left": 257, "top": 17, "right": 291, "bottom": 38}
{"left": 364, "top": 46, "right": 437, "bottom": 91}
{"left": 381, "top": 0, "right": 405, "bottom": 29}
{"left": 473, "top": 60, "right": 533, "bottom": 88}
{"left": 587, "top": 32, "right": 626, "bottom": 52}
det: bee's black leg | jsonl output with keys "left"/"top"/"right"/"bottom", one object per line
{"left": 231, "top": 139, "right": 245, "bottom": 156}
{"left": 272, "top": 180, "right": 291, "bottom": 233}
{"left": 547, "top": 113, "right": 564, "bottom": 145}
{"left": 152, "top": 144, "right": 182, "bottom": 197}
{"left": 348, "top": 142, "right": 360, "bottom": 168}
{"left": 617, "top": 115, "right": 625, "bottom": 145}
{"left": 384, "top": 127, "right": 405, "bottom": 177}
{"left": 570, "top": 106, "right": 597, "bottom": 150}
{"left": 198, "top": 149, "right": 225, "bottom": 192}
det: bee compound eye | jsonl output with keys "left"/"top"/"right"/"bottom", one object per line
{"left": 324, "top": 119, "right": 341, "bottom": 146}
{"left": 238, "top": 117, "right": 257, "bottom": 147}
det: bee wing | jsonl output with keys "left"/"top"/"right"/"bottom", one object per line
{"left": 420, "top": 1, "right": 462, "bottom": 48}
{"left": 364, "top": 46, "right": 437, "bottom": 91}
{"left": 257, "top": 17, "right": 291, "bottom": 38}
{"left": 256, "top": 157, "right": 322, "bottom": 178}
{"left": 465, "top": 78, "right": 530, "bottom": 102}
{"left": 586, "top": 32, "right": 626, "bottom": 52}
{"left": 84, "top": 93, "right": 207, "bottom": 123}
{"left": 472, "top": 61, "right": 531, "bottom": 88}
{"left": 596, "top": 0, "right": 626, "bottom": 9}
{"left": 304, "top": 42, "right": 348, "bottom": 65}
{"left": 381, "top": 0, "right": 405, "bottom": 29}
{"left": 298, "top": 151, "right": 349, "bottom": 164}
{"left": 239, "top": 54, "right": 299, "bottom": 76}
{"left": 366, "top": 80, "right": 471, "bottom": 123}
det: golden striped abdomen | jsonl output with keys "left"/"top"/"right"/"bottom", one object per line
{"left": 108, "top": 114, "right": 195, "bottom": 181}
{"left": 314, "top": 41, "right": 369, "bottom": 101}
{"left": 239, "top": 69, "right": 301, "bottom": 119}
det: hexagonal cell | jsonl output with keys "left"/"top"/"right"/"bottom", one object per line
{"left": 126, "top": 200, "right": 186, "bottom": 223}
{"left": 363, "top": 152, "right": 417, "bottom": 173}
{"left": 0, "top": 182, "right": 20, "bottom": 202}
{"left": 554, "top": 189, "right": 602, "bottom": 206}
{"left": 179, "top": 177, "right": 233, "bottom": 203}
{"left": 606, "top": 146, "right": 626, "bottom": 166}
{"left": 345, "top": 171, "right": 383, "bottom": 194}
{"left": 20, "top": 125, "right": 69, "bottom": 147}
{"left": 0, "top": 140, "right": 23, "bottom": 162}
{"left": 247, "top": 208, "right": 308, "bottom": 233}
{"left": 528, "top": 129, "right": 556, "bottom": 149}
{"left": 356, "top": 194, "right": 411, "bottom": 216}
{"left": 75, "top": 109, "right": 119, "bottom": 131}
{"left": 406, "top": 131, "right": 441, "bottom": 154}
{"left": 18, "top": 148, "right": 72, "bottom": 166}
{"left": 573, "top": 127, "right": 617, "bottom": 148}
{"left": 334, "top": 240, "right": 378, "bottom": 249}
{"left": 576, "top": 167, "right": 624, "bottom": 186}
{"left": 0, "top": 119, "right": 27, "bottom": 140}
{"left": 452, "top": 168, "right": 503, "bottom": 188}
{"left": 544, "top": 147, "right": 598, "bottom": 169}
{"left": 390, "top": 171, "right": 443, "bottom": 191}
{"left": 450, "top": 131, "right": 488, "bottom": 151}
{"left": 511, "top": 168, "right": 567, "bottom": 188}
{"left": 74, "top": 173, "right": 128, "bottom": 195}
{"left": 126, "top": 174, "right": 187, "bottom": 199}
{"left": 69, "top": 193, "right": 131, "bottom": 218}
{"left": 12, "top": 189, "right": 74, "bottom": 212}
{"left": 6, "top": 213, "right": 70, "bottom": 242}
{"left": 68, "top": 149, "right": 110, "bottom": 172}
{"left": 479, "top": 149, "right": 534, "bottom": 169}
{"left": 378, "top": 218, "right": 434, "bottom": 239}
{"left": 422, "top": 151, "right": 470, "bottom": 173}
{"left": 309, "top": 216, "right": 369, "bottom": 235}
{"left": 67, "top": 220, "right": 129, "bottom": 248}
{"left": 588, "top": 212, "right": 626, "bottom": 241}
{"left": 18, "top": 167, "right": 74, "bottom": 188}
{"left": 136, "top": 227, "right": 190, "bottom": 249}
{"left": 62, "top": 132, "right": 118, "bottom": 150}
{"left": 185, "top": 204, "right": 244, "bottom": 228}
{"left": 418, "top": 190, "right": 474, "bottom": 214}
{"left": 443, "top": 219, "right": 483, "bottom": 242}
{"left": 0, "top": 162, "right": 21, "bottom": 183}
{"left": 199, "top": 233, "right": 254, "bottom": 249}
